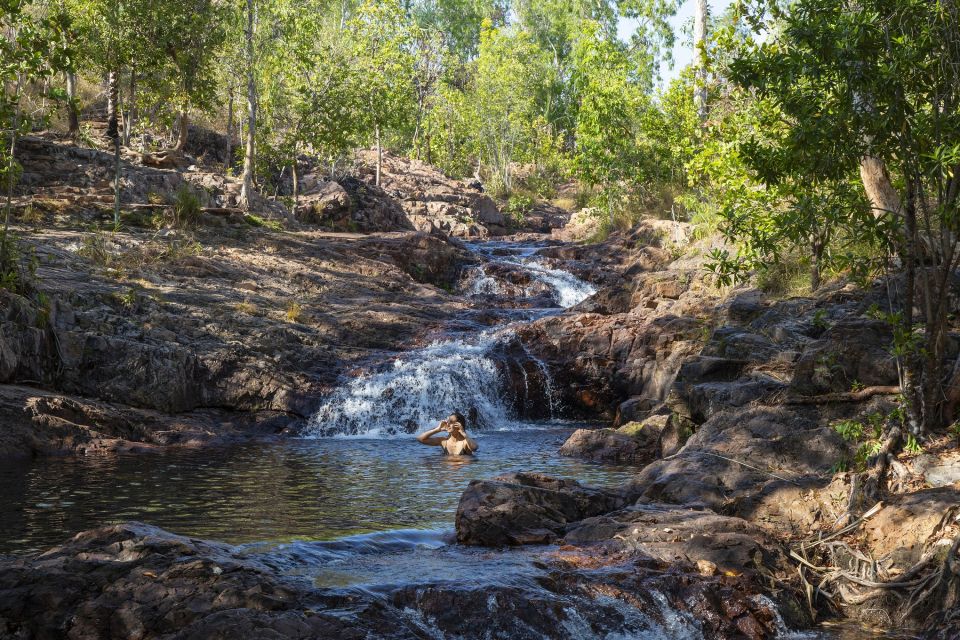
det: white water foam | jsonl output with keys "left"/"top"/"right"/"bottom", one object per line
{"left": 306, "top": 242, "right": 595, "bottom": 438}
{"left": 306, "top": 330, "right": 514, "bottom": 438}
{"left": 461, "top": 242, "right": 596, "bottom": 308}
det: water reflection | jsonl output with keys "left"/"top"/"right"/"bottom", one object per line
{"left": 0, "top": 427, "right": 636, "bottom": 555}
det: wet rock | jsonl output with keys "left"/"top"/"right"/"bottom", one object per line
{"left": 0, "top": 384, "right": 293, "bottom": 458}
{"left": 559, "top": 414, "right": 678, "bottom": 464}
{"left": 564, "top": 503, "right": 784, "bottom": 576}
{"left": 0, "top": 523, "right": 368, "bottom": 640}
{"left": 455, "top": 472, "right": 628, "bottom": 545}
{"left": 0, "top": 521, "right": 800, "bottom": 640}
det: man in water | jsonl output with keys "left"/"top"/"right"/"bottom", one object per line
{"left": 416, "top": 412, "right": 478, "bottom": 455}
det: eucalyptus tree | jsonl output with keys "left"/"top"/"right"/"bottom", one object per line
{"left": 569, "top": 20, "right": 648, "bottom": 223}
{"left": 347, "top": 0, "right": 417, "bottom": 186}
{"left": 731, "top": 0, "right": 960, "bottom": 436}
{"left": 1, "top": 0, "right": 70, "bottom": 270}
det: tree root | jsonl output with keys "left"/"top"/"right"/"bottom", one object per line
{"left": 780, "top": 386, "right": 901, "bottom": 405}
{"left": 788, "top": 506, "right": 960, "bottom": 630}
{"left": 140, "top": 149, "right": 186, "bottom": 169}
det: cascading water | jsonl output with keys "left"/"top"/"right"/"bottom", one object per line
{"left": 308, "top": 330, "right": 512, "bottom": 437}
{"left": 460, "top": 241, "right": 596, "bottom": 308}
{"left": 305, "top": 241, "right": 595, "bottom": 438}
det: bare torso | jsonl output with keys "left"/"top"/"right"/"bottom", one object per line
{"left": 416, "top": 419, "right": 478, "bottom": 456}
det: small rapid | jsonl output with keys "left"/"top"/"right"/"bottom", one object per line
{"left": 305, "top": 240, "right": 594, "bottom": 438}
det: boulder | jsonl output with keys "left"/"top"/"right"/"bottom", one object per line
{"left": 559, "top": 413, "right": 676, "bottom": 464}
{"left": 455, "top": 472, "right": 628, "bottom": 545}
{"left": 558, "top": 427, "right": 655, "bottom": 463}
{"left": 295, "top": 181, "right": 351, "bottom": 224}
{"left": 468, "top": 194, "right": 503, "bottom": 225}
{"left": 629, "top": 405, "right": 850, "bottom": 515}
{"left": 791, "top": 318, "right": 898, "bottom": 394}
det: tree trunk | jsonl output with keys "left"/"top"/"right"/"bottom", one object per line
{"left": 860, "top": 155, "right": 902, "bottom": 217}
{"left": 902, "top": 180, "right": 922, "bottom": 435}
{"left": 174, "top": 109, "right": 189, "bottom": 151}
{"left": 2, "top": 74, "right": 22, "bottom": 269}
{"left": 107, "top": 70, "right": 122, "bottom": 226}
{"left": 375, "top": 124, "right": 382, "bottom": 187}
{"left": 291, "top": 152, "right": 298, "bottom": 213}
{"left": 225, "top": 89, "right": 234, "bottom": 172}
{"left": 123, "top": 71, "right": 136, "bottom": 147}
{"left": 66, "top": 72, "right": 79, "bottom": 137}
{"left": 240, "top": 0, "right": 256, "bottom": 210}
{"left": 810, "top": 238, "right": 823, "bottom": 291}
{"left": 412, "top": 95, "right": 425, "bottom": 159}
{"left": 693, "top": 0, "right": 709, "bottom": 123}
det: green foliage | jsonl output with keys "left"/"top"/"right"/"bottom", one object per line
{"left": 243, "top": 214, "right": 283, "bottom": 231}
{"left": 503, "top": 193, "right": 534, "bottom": 227}
{"left": 172, "top": 185, "right": 202, "bottom": 228}
{"left": 0, "top": 232, "right": 38, "bottom": 295}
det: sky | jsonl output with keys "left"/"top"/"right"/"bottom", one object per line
{"left": 617, "top": 0, "right": 734, "bottom": 88}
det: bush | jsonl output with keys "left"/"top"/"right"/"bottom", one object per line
{"left": 503, "top": 193, "right": 534, "bottom": 227}
{"left": 172, "top": 185, "right": 202, "bottom": 228}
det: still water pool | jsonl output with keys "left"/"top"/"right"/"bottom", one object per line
{"left": 0, "top": 425, "right": 636, "bottom": 556}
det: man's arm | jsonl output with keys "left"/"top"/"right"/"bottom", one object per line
{"left": 416, "top": 424, "right": 447, "bottom": 447}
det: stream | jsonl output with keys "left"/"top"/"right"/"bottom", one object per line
{"left": 0, "top": 239, "right": 616, "bottom": 555}
{"left": 0, "top": 239, "right": 855, "bottom": 638}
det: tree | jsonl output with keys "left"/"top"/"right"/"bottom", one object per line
{"left": 2, "top": 2, "right": 70, "bottom": 269}
{"left": 347, "top": 0, "right": 416, "bottom": 186}
{"left": 570, "top": 20, "right": 648, "bottom": 224}
{"left": 732, "top": 0, "right": 960, "bottom": 436}
{"left": 692, "top": 0, "right": 707, "bottom": 121}
{"left": 239, "top": 0, "right": 256, "bottom": 209}
{"left": 144, "top": 0, "right": 226, "bottom": 152}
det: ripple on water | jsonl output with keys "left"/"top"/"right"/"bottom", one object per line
{"left": 0, "top": 428, "right": 636, "bottom": 556}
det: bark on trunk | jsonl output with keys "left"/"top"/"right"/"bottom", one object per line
{"left": 123, "top": 71, "right": 136, "bottom": 147}
{"left": 174, "top": 109, "right": 189, "bottom": 152}
{"left": 375, "top": 124, "right": 382, "bottom": 187}
{"left": 240, "top": 0, "right": 256, "bottom": 210}
{"left": 2, "top": 75, "right": 22, "bottom": 268}
{"left": 107, "top": 70, "right": 122, "bottom": 226}
{"left": 291, "top": 155, "right": 298, "bottom": 212}
{"left": 66, "top": 72, "right": 79, "bottom": 136}
{"left": 902, "top": 181, "right": 922, "bottom": 435}
{"left": 225, "top": 89, "right": 234, "bottom": 172}
{"left": 860, "top": 155, "right": 902, "bottom": 217}
{"left": 693, "top": 0, "right": 709, "bottom": 123}
{"left": 810, "top": 239, "right": 823, "bottom": 291}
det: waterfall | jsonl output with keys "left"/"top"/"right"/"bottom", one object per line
{"left": 461, "top": 242, "right": 596, "bottom": 308}
{"left": 306, "top": 331, "right": 512, "bottom": 437}
{"left": 305, "top": 241, "right": 595, "bottom": 438}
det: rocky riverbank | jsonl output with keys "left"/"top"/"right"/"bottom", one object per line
{"left": 1, "top": 134, "right": 958, "bottom": 638}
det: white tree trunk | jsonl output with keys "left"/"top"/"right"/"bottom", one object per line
{"left": 240, "top": 0, "right": 256, "bottom": 210}
{"left": 66, "top": 72, "right": 79, "bottom": 136}
{"left": 375, "top": 124, "right": 382, "bottom": 187}
{"left": 107, "top": 70, "right": 122, "bottom": 225}
{"left": 693, "top": 0, "right": 709, "bottom": 122}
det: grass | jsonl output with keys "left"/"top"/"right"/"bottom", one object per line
{"left": 234, "top": 299, "right": 257, "bottom": 315}
{"left": 285, "top": 301, "right": 304, "bottom": 323}
{"left": 244, "top": 213, "right": 284, "bottom": 231}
